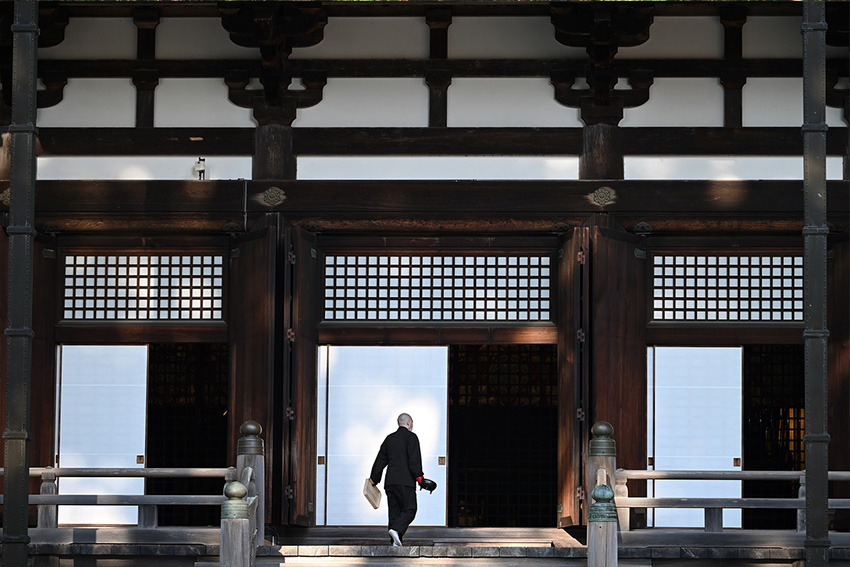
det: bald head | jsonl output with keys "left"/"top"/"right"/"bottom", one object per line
{"left": 397, "top": 413, "right": 413, "bottom": 430}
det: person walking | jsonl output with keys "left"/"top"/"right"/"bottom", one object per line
{"left": 369, "top": 413, "right": 424, "bottom": 547}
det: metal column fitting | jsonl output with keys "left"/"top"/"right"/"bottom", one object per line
{"left": 588, "top": 483, "right": 618, "bottom": 523}
{"left": 802, "top": 3, "right": 831, "bottom": 567}
{"left": 237, "top": 420, "right": 265, "bottom": 455}
{"left": 222, "top": 482, "right": 250, "bottom": 520}
{"left": 589, "top": 421, "right": 616, "bottom": 457}
{"left": 3, "top": 2, "right": 39, "bottom": 567}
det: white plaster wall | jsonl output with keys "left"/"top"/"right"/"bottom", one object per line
{"left": 298, "top": 156, "right": 579, "bottom": 180}
{"left": 625, "top": 156, "right": 844, "bottom": 181}
{"left": 292, "top": 18, "right": 429, "bottom": 59}
{"left": 619, "top": 17, "right": 722, "bottom": 60}
{"left": 448, "top": 17, "right": 578, "bottom": 59}
{"left": 743, "top": 17, "right": 801, "bottom": 59}
{"left": 294, "top": 78, "right": 428, "bottom": 127}
{"left": 621, "top": 79, "right": 724, "bottom": 127}
{"left": 744, "top": 78, "right": 846, "bottom": 128}
{"left": 448, "top": 78, "right": 579, "bottom": 127}
{"left": 157, "top": 18, "right": 260, "bottom": 59}
{"left": 38, "top": 18, "right": 136, "bottom": 60}
{"left": 38, "top": 79, "right": 136, "bottom": 127}
{"left": 38, "top": 156, "right": 251, "bottom": 181}
{"left": 154, "top": 78, "right": 255, "bottom": 127}
{"left": 29, "top": 15, "right": 848, "bottom": 182}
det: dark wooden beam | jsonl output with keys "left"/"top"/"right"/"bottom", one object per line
{"left": 317, "top": 325, "right": 558, "bottom": 345}
{"left": 30, "top": 58, "right": 849, "bottom": 80}
{"left": 37, "top": 127, "right": 255, "bottom": 155}
{"left": 34, "top": 127, "right": 848, "bottom": 157}
{"left": 1, "top": 179, "right": 846, "bottom": 234}
{"left": 252, "top": 179, "right": 850, "bottom": 218}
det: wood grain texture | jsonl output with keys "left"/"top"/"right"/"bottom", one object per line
{"left": 228, "top": 224, "right": 278, "bottom": 523}
{"left": 589, "top": 226, "right": 647, "bottom": 515}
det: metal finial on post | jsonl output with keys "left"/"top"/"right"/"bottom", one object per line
{"left": 221, "top": 481, "right": 251, "bottom": 567}
{"left": 588, "top": 421, "right": 617, "bottom": 525}
{"left": 237, "top": 420, "right": 264, "bottom": 456}
{"left": 588, "top": 478, "right": 618, "bottom": 567}
{"left": 237, "top": 420, "right": 265, "bottom": 544}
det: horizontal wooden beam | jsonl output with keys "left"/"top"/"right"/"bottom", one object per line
{"left": 53, "top": 323, "right": 228, "bottom": 344}
{"left": 251, "top": 179, "right": 850, "bottom": 217}
{"left": 37, "top": 128, "right": 254, "bottom": 156}
{"left": 31, "top": 58, "right": 849, "bottom": 80}
{"left": 318, "top": 325, "right": 558, "bottom": 345}
{"left": 35, "top": 127, "right": 850, "bottom": 157}
{"left": 1, "top": 179, "right": 846, "bottom": 233}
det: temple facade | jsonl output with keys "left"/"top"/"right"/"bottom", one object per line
{"left": 0, "top": 0, "right": 848, "bottom": 536}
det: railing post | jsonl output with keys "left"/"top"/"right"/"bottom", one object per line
{"left": 38, "top": 469, "right": 58, "bottom": 529}
{"left": 589, "top": 422, "right": 618, "bottom": 527}
{"left": 138, "top": 504, "right": 158, "bottom": 528}
{"left": 237, "top": 420, "right": 265, "bottom": 545}
{"left": 588, "top": 476, "right": 618, "bottom": 567}
{"left": 614, "top": 469, "right": 629, "bottom": 533}
{"left": 221, "top": 481, "right": 251, "bottom": 567}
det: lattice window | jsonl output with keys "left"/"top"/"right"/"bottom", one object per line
{"left": 62, "top": 254, "right": 224, "bottom": 321}
{"left": 650, "top": 254, "right": 803, "bottom": 322}
{"left": 323, "top": 254, "right": 553, "bottom": 322}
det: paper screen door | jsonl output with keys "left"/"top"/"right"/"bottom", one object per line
{"left": 56, "top": 345, "right": 148, "bottom": 525}
{"left": 317, "top": 346, "right": 448, "bottom": 526}
{"left": 647, "top": 346, "right": 743, "bottom": 528}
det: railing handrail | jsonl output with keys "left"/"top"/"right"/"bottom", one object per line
{"left": 616, "top": 496, "right": 850, "bottom": 509}
{"left": 1, "top": 494, "right": 226, "bottom": 506}
{"left": 0, "top": 467, "right": 232, "bottom": 479}
{"left": 617, "top": 469, "right": 850, "bottom": 482}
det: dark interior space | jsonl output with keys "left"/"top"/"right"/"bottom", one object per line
{"left": 742, "top": 344, "right": 804, "bottom": 530}
{"left": 448, "top": 344, "right": 558, "bottom": 528}
{"left": 146, "top": 343, "right": 229, "bottom": 526}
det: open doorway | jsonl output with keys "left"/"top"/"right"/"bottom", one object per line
{"left": 448, "top": 345, "right": 558, "bottom": 527}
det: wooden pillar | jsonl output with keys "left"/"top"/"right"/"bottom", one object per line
{"left": 133, "top": 8, "right": 160, "bottom": 128}
{"left": 720, "top": 6, "right": 746, "bottom": 129}
{"left": 579, "top": 122, "right": 623, "bottom": 180}
{"left": 253, "top": 102, "right": 297, "bottom": 180}
{"left": 254, "top": 123, "right": 296, "bottom": 180}
{"left": 426, "top": 9, "right": 452, "bottom": 128}
{"left": 801, "top": 2, "right": 830, "bottom": 564}
{"left": 4, "top": 3, "right": 38, "bottom": 565}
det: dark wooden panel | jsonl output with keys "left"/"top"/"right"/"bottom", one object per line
{"left": 37, "top": 128, "right": 254, "bottom": 156}
{"left": 827, "top": 235, "right": 850, "bottom": 473}
{"left": 646, "top": 325, "right": 804, "bottom": 345}
{"left": 31, "top": 241, "right": 57, "bottom": 470}
{"left": 556, "top": 227, "right": 586, "bottom": 527}
{"left": 29, "top": 180, "right": 245, "bottom": 213}
{"left": 289, "top": 226, "right": 319, "bottom": 526}
{"left": 54, "top": 324, "right": 227, "bottom": 344}
{"left": 227, "top": 222, "right": 278, "bottom": 522}
{"left": 589, "top": 225, "right": 647, "bottom": 519}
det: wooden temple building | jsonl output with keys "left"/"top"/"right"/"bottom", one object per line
{"left": 0, "top": 0, "right": 849, "bottom": 564}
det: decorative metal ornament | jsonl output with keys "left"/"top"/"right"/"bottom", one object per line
{"left": 262, "top": 186, "right": 286, "bottom": 206}
{"left": 1, "top": 187, "right": 10, "bottom": 207}
{"left": 588, "top": 186, "right": 616, "bottom": 208}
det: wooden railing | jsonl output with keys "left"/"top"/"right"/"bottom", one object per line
{"left": 0, "top": 420, "right": 265, "bottom": 567}
{"left": 586, "top": 421, "right": 850, "bottom": 535}
{"left": 615, "top": 469, "right": 850, "bottom": 533}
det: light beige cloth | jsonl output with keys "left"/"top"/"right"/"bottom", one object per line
{"left": 363, "top": 478, "right": 381, "bottom": 509}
